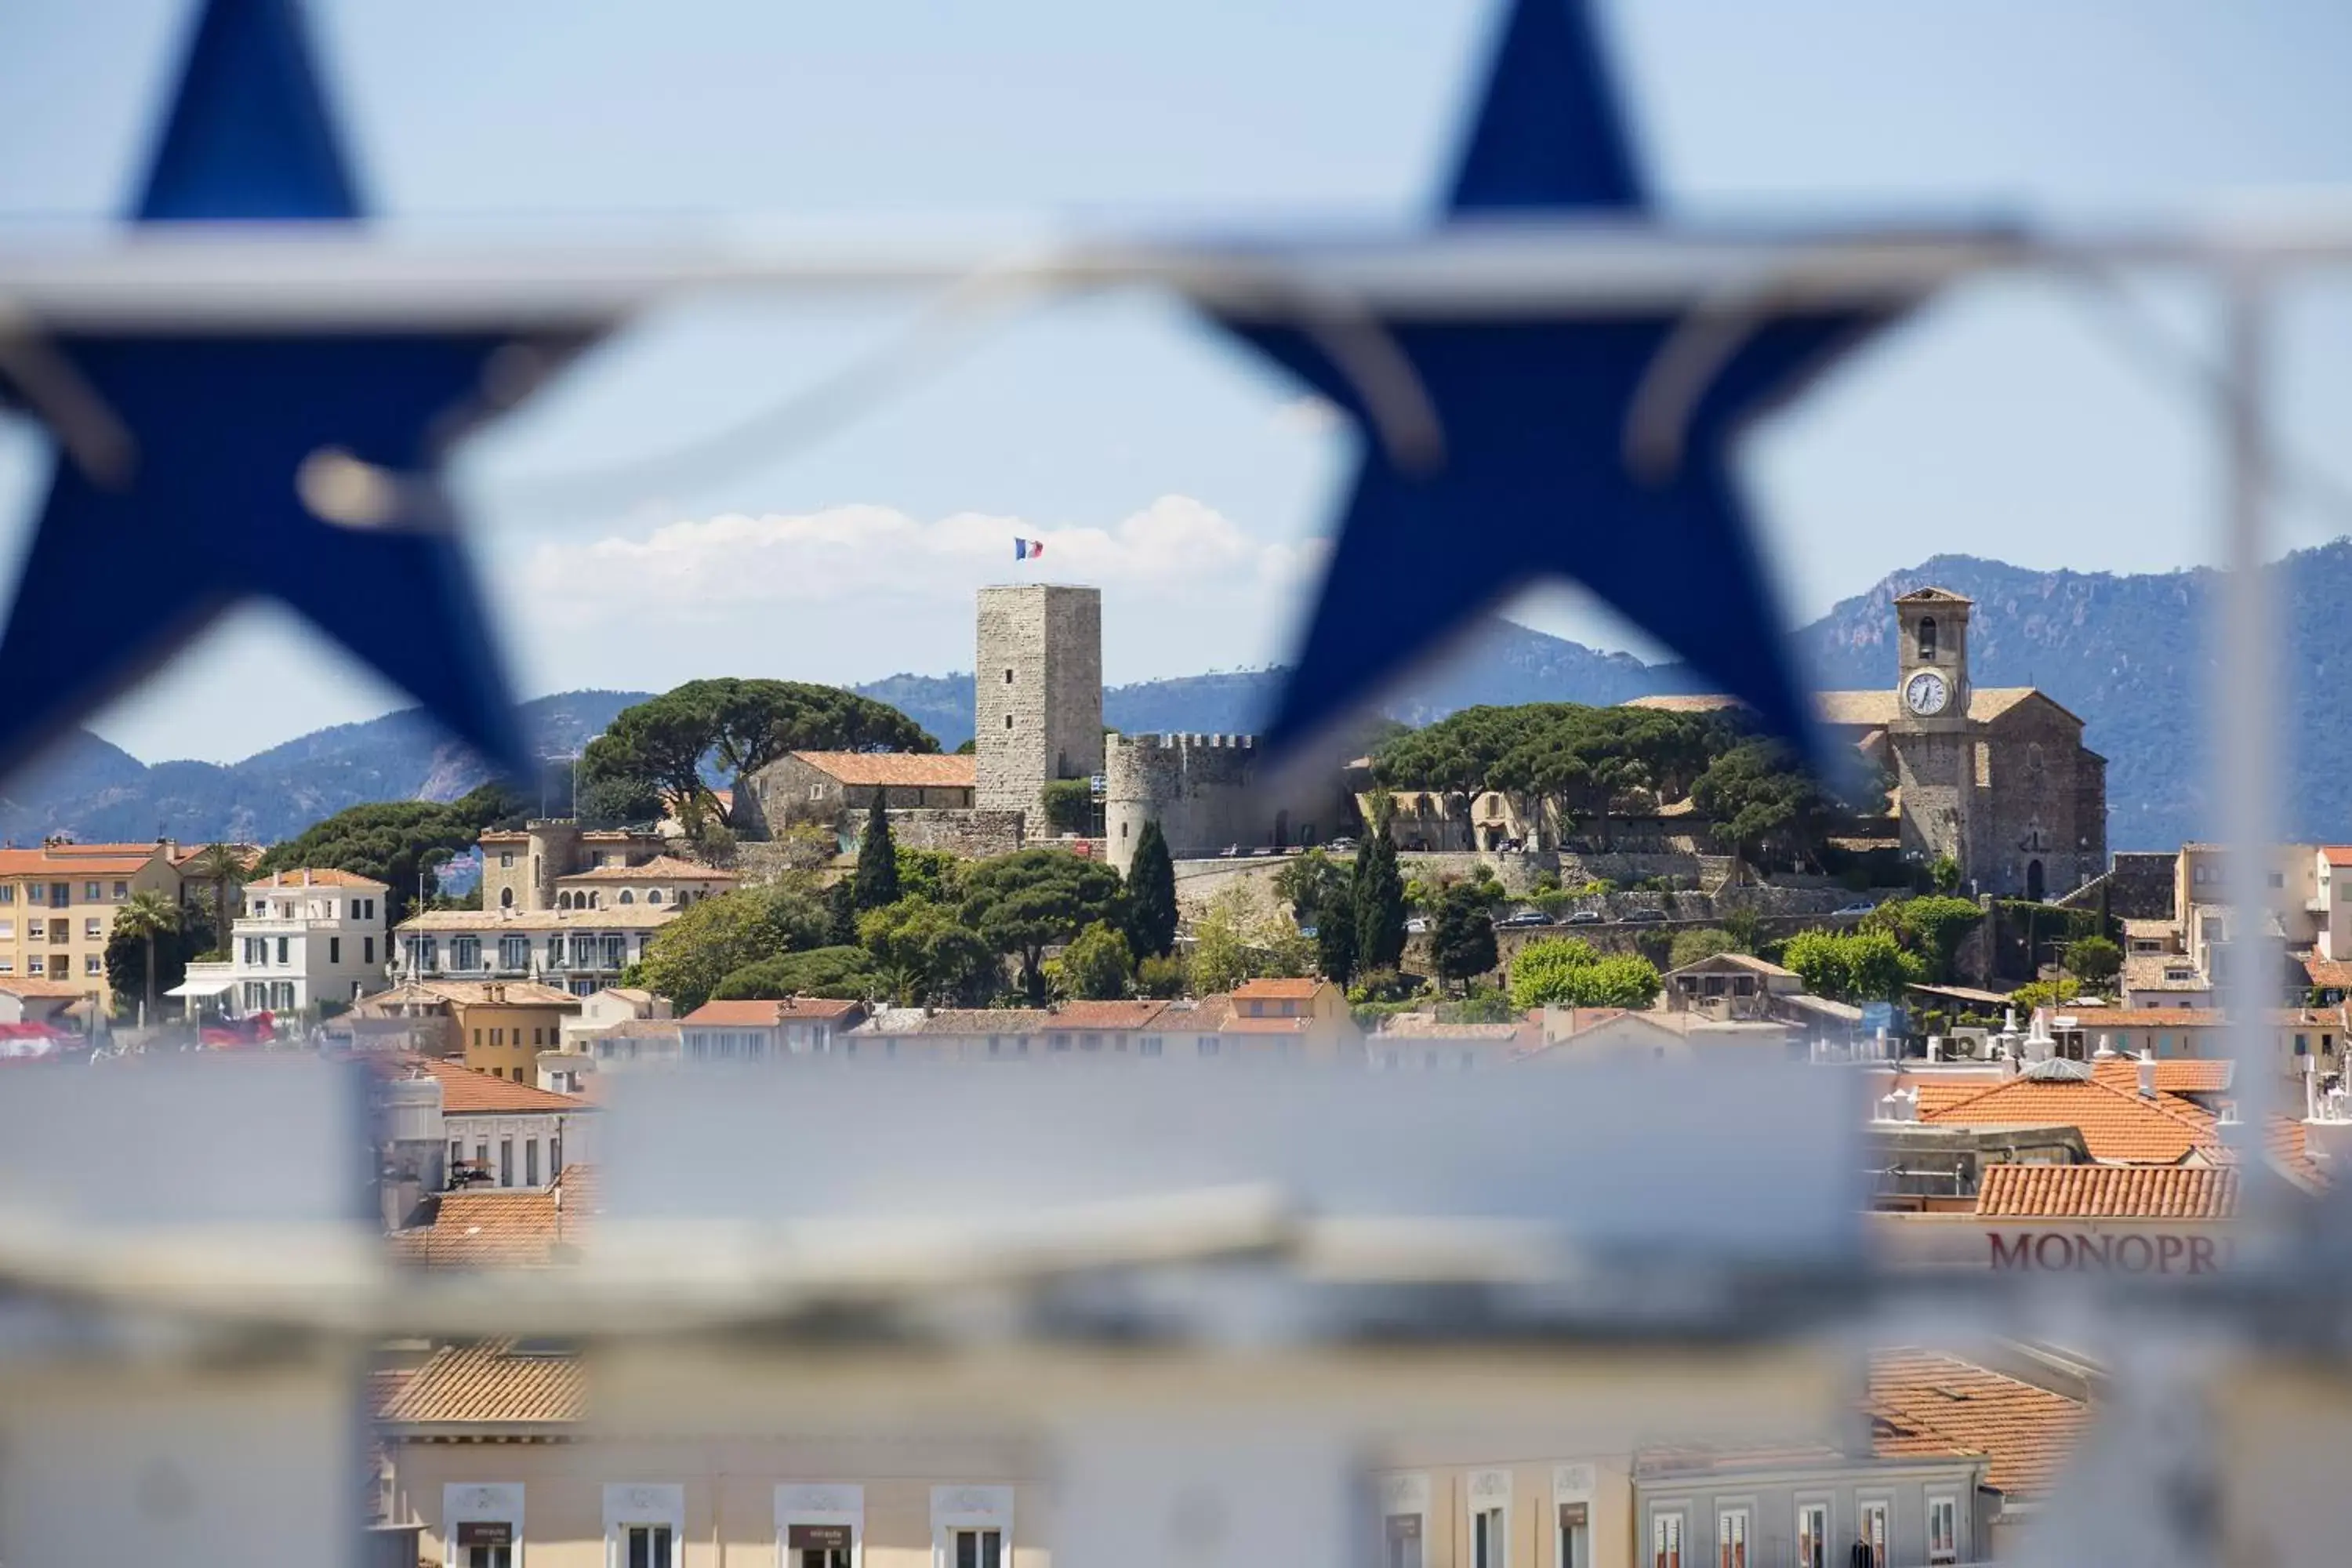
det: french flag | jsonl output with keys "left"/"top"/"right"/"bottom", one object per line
{"left": 1014, "top": 536, "right": 1045, "bottom": 561}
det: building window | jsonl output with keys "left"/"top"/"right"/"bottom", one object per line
{"left": 1927, "top": 1496, "right": 1958, "bottom": 1564}
{"left": 647, "top": 888, "right": 663, "bottom": 905}
{"left": 1715, "top": 1508, "right": 1748, "bottom": 1568}
{"left": 1858, "top": 1501, "right": 1888, "bottom": 1568}
{"left": 455, "top": 1521, "right": 514, "bottom": 1568}
{"left": 492, "top": 1028, "right": 504, "bottom": 1047}
{"left": 499, "top": 1138, "right": 514, "bottom": 1187}
{"left": 49, "top": 883, "right": 66, "bottom": 907}
{"left": 364, "top": 936, "right": 376, "bottom": 965}
{"left": 950, "top": 1530, "right": 1002, "bottom": 1568}
{"left": 24, "top": 885, "right": 40, "bottom": 906}
{"left": 1473, "top": 1504, "right": 1507, "bottom": 1568}
{"left": 525, "top": 1138, "right": 539, "bottom": 1186}
{"left": 452, "top": 936, "right": 481, "bottom": 971}
{"left": 84, "top": 954, "right": 102, "bottom": 975}
{"left": 1651, "top": 1512, "right": 1684, "bottom": 1568}
{"left": 1197, "top": 1036, "right": 1219, "bottom": 1056}
{"left": 604, "top": 935, "right": 627, "bottom": 968}
{"left": 83, "top": 881, "right": 100, "bottom": 902}
{"left": 0, "top": 886, "right": 12, "bottom": 904}
{"left": 619, "top": 890, "right": 634, "bottom": 904}
{"left": 1916, "top": 615, "right": 1936, "bottom": 660}
{"left": 275, "top": 935, "right": 289, "bottom": 964}
{"left": 245, "top": 936, "right": 268, "bottom": 966}
{"left": 500, "top": 887, "right": 514, "bottom": 909}
{"left": 82, "top": 918, "right": 100, "bottom": 940}
{"left": 1004, "top": 713, "right": 1014, "bottom": 729}
{"left": 474, "top": 1029, "right": 483, "bottom": 1048}
{"left": 500, "top": 935, "right": 529, "bottom": 970}
{"left": 1795, "top": 1504, "right": 1828, "bottom": 1568}
{"left": 325, "top": 936, "right": 339, "bottom": 964}
{"left": 499, "top": 851, "right": 514, "bottom": 869}
{"left": 1004, "top": 668, "right": 1014, "bottom": 684}
{"left": 113, "top": 880, "right": 127, "bottom": 899}
{"left": 618, "top": 1524, "right": 674, "bottom": 1568}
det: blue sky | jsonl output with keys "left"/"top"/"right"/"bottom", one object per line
{"left": 2, "top": 0, "right": 2350, "bottom": 763}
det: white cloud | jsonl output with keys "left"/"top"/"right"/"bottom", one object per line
{"left": 523, "top": 495, "right": 1323, "bottom": 619}
{"left": 504, "top": 496, "right": 1329, "bottom": 695}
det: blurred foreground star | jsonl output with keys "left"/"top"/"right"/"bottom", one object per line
{"left": 0, "top": 0, "right": 581, "bottom": 782}
{"left": 1225, "top": 0, "right": 1908, "bottom": 767}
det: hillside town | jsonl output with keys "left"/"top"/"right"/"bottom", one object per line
{"left": 0, "top": 583, "right": 2333, "bottom": 1566}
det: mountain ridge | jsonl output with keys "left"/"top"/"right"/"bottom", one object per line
{"left": 19, "top": 546, "right": 2350, "bottom": 852}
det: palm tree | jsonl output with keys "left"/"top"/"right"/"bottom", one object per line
{"left": 183, "top": 841, "right": 248, "bottom": 953}
{"left": 112, "top": 890, "right": 182, "bottom": 1026}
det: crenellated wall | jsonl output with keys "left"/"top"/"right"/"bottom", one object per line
{"left": 1105, "top": 731, "right": 1352, "bottom": 872}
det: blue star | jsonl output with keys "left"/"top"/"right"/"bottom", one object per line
{"left": 1227, "top": 0, "right": 1899, "bottom": 764}
{"left": 0, "top": 0, "right": 562, "bottom": 782}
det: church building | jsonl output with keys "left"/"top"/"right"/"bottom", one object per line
{"left": 1632, "top": 588, "right": 2106, "bottom": 900}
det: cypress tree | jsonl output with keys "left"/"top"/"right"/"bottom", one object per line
{"left": 1353, "top": 831, "right": 1407, "bottom": 972}
{"left": 1126, "top": 818, "right": 1180, "bottom": 958}
{"left": 853, "top": 795, "right": 899, "bottom": 910}
{"left": 1316, "top": 880, "right": 1359, "bottom": 985}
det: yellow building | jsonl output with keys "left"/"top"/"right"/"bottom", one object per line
{"left": 350, "top": 980, "right": 582, "bottom": 1081}
{"left": 0, "top": 839, "right": 182, "bottom": 1014}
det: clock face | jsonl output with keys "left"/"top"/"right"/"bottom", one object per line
{"left": 1905, "top": 670, "right": 1951, "bottom": 717}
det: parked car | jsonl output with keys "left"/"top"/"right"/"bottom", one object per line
{"left": 1324, "top": 837, "right": 1357, "bottom": 852}
{"left": 1250, "top": 845, "right": 1278, "bottom": 857}
{"left": 1560, "top": 909, "right": 1605, "bottom": 926}
{"left": 1405, "top": 916, "right": 1431, "bottom": 935}
{"left": 1623, "top": 909, "right": 1670, "bottom": 924}
{"left": 1496, "top": 909, "right": 1550, "bottom": 929}
{"left": 1832, "top": 901, "right": 1878, "bottom": 917}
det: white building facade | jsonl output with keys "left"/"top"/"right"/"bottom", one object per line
{"left": 207, "top": 868, "right": 390, "bottom": 1015}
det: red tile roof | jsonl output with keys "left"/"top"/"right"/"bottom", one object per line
{"left": 2088, "top": 1057, "right": 2234, "bottom": 1095}
{"left": 388, "top": 1167, "right": 597, "bottom": 1269}
{"left": 2324, "top": 848, "right": 2352, "bottom": 868}
{"left": 249, "top": 867, "right": 388, "bottom": 889}
{"left": 1867, "top": 1348, "right": 2090, "bottom": 1499}
{"left": 2307, "top": 957, "right": 2352, "bottom": 989}
{"left": 792, "top": 751, "right": 976, "bottom": 789}
{"left": 1976, "top": 1164, "right": 2238, "bottom": 1219}
{"left": 393, "top": 1057, "right": 590, "bottom": 1116}
{"left": 1232, "top": 978, "right": 1322, "bottom": 1000}
{"left": 0, "top": 844, "right": 164, "bottom": 877}
{"left": 557, "top": 855, "right": 737, "bottom": 884}
{"left": 376, "top": 1340, "right": 583, "bottom": 1425}
{"left": 1042, "top": 1000, "right": 1171, "bottom": 1030}
{"left": 1922, "top": 1073, "right": 2221, "bottom": 1163}
{"left": 681, "top": 998, "right": 866, "bottom": 1027}
{"left": 2267, "top": 1115, "right": 2331, "bottom": 1190}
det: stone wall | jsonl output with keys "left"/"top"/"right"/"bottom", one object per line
{"left": 2104, "top": 851, "right": 2178, "bottom": 920}
{"left": 888, "top": 808, "right": 1025, "bottom": 859}
{"left": 975, "top": 583, "right": 1102, "bottom": 831}
{"left": 1105, "top": 732, "right": 1352, "bottom": 872}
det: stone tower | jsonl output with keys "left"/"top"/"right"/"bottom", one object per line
{"left": 975, "top": 584, "right": 1103, "bottom": 834}
{"left": 1887, "top": 587, "right": 1975, "bottom": 873}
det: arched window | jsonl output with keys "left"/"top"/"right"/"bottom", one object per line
{"left": 499, "top": 887, "right": 513, "bottom": 909}
{"left": 588, "top": 891, "right": 601, "bottom": 909}
{"left": 618, "top": 890, "right": 633, "bottom": 905}
{"left": 2027, "top": 742, "right": 2045, "bottom": 773}
{"left": 647, "top": 888, "right": 663, "bottom": 905}
{"left": 1917, "top": 616, "right": 1938, "bottom": 661}
{"left": 556, "top": 891, "right": 572, "bottom": 909}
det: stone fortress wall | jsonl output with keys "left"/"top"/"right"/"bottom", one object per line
{"left": 1105, "top": 731, "right": 1354, "bottom": 873}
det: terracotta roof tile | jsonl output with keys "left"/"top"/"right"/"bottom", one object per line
{"left": 1232, "top": 978, "right": 1322, "bottom": 1000}
{"left": 2267, "top": 1115, "right": 2330, "bottom": 1191}
{"left": 376, "top": 1341, "right": 583, "bottom": 1425}
{"left": 2307, "top": 957, "right": 2352, "bottom": 989}
{"left": 790, "top": 751, "right": 975, "bottom": 789}
{"left": 1922, "top": 1073, "right": 2221, "bottom": 1163}
{"left": 1976, "top": 1164, "right": 2239, "bottom": 1218}
{"left": 557, "top": 855, "right": 738, "bottom": 884}
{"left": 2089, "top": 1057, "right": 2233, "bottom": 1094}
{"left": 1866, "top": 1348, "right": 2090, "bottom": 1498}
{"left": 358, "top": 980, "right": 579, "bottom": 1012}
{"left": 389, "top": 1167, "right": 598, "bottom": 1269}
{"left": 0, "top": 845, "right": 164, "bottom": 877}
{"left": 1040, "top": 1000, "right": 1171, "bottom": 1030}
{"left": 395, "top": 906, "right": 681, "bottom": 932}
{"left": 248, "top": 867, "right": 389, "bottom": 889}
{"left": 2325, "top": 848, "right": 2352, "bottom": 868}
{"left": 681, "top": 998, "right": 866, "bottom": 1027}
{"left": 384, "top": 1057, "right": 592, "bottom": 1116}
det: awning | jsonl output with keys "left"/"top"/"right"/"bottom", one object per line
{"left": 164, "top": 978, "right": 234, "bottom": 998}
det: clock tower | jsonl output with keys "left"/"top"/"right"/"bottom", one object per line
{"left": 1893, "top": 587, "right": 1971, "bottom": 733}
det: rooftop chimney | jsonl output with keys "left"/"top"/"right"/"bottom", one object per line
{"left": 2137, "top": 1048, "right": 2158, "bottom": 1099}
{"left": 2092, "top": 1033, "right": 2118, "bottom": 1059}
{"left": 2023, "top": 1010, "right": 2056, "bottom": 1065}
